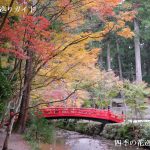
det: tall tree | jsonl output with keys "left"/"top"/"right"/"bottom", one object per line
{"left": 107, "top": 41, "right": 111, "bottom": 71}
{"left": 134, "top": 18, "right": 142, "bottom": 82}
{"left": 116, "top": 39, "right": 123, "bottom": 80}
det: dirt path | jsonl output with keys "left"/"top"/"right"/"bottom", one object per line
{"left": 0, "top": 132, "right": 31, "bottom": 150}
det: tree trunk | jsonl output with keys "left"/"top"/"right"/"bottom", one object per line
{"left": 116, "top": 40, "right": 123, "bottom": 80}
{"left": 107, "top": 42, "right": 111, "bottom": 71}
{"left": 98, "top": 53, "right": 104, "bottom": 69}
{"left": 134, "top": 19, "right": 142, "bottom": 82}
{"left": 15, "top": 50, "right": 33, "bottom": 133}
{"left": 2, "top": 110, "right": 14, "bottom": 150}
{"left": 2, "top": 125, "right": 10, "bottom": 150}
{"left": 0, "top": 54, "right": 2, "bottom": 68}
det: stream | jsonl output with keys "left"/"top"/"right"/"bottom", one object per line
{"left": 40, "top": 129, "right": 146, "bottom": 150}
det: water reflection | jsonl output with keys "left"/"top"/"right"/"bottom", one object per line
{"left": 40, "top": 129, "right": 145, "bottom": 150}
{"left": 40, "top": 138, "right": 70, "bottom": 150}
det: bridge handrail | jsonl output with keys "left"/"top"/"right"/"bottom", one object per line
{"left": 38, "top": 107, "right": 124, "bottom": 123}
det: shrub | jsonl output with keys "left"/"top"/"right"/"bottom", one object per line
{"left": 123, "top": 81, "right": 149, "bottom": 119}
{"left": 141, "top": 123, "right": 150, "bottom": 140}
{"left": 24, "top": 112, "right": 54, "bottom": 144}
{"left": 115, "top": 123, "right": 143, "bottom": 140}
{"left": 0, "top": 69, "right": 13, "bottom": 118}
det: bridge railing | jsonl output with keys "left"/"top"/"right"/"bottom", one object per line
{"left": 39, "top": 107, "right": 124, "bottom": 123}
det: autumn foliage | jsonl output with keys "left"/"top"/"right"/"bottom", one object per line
{"left": 0, "top": 0, "right": 135, "bottom": 60}
{"left": 0, "top": 15, "right": 54, "bottom": 59}
{"left": 0, "top": 0, "right": 137, "bottom": 138}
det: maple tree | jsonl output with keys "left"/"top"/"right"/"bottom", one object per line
{"left": 0, "top": 15, "right": 53, "bottom": 58}
{"left": 16, "top": 0, "right": 135, "bottom": 131}
{"left": 1, "top": 0, "right": 150, "bottom": 149}
{"left": 0, "top": 0, "right": 137, "bottom": 149}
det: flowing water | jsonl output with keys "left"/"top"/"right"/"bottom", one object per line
{"left": 40, "top": 129, "right": 145, "bottom": 150}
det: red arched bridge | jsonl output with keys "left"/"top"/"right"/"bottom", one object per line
{"left": 39, "top": 107, "right": 124, "bottom": 123}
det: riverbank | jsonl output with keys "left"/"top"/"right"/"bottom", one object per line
{"left": 33, "top": 128, "right": 145, "bottom": 150}
{"left": 1, "top": 120, "right": 148, "bottom": 150}
{"left": 0, "top": 132, "right": 31, "bottom": 150}
{"left": 56, "top": 120, "right": 150, "bottom": 149}
{"left": 20, "top": 119, "right": 150, "bottom": 150}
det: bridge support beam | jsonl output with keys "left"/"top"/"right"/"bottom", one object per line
{"left": 99, "top": 123, "right": 106, "bottom": 134}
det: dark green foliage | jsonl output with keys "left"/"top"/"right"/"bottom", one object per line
{"left": 116, "top": 124, "right": 141, "bottom": 140}
{"left": 102, "top": 123, "right": 144, "bottom": 141}
{"left": 50, "top": 21, "right": 64, "bottom": 32}
{"left": 24, "top": 112, "right": 54, "bottom": 144}
{"left": 141, "top": 123, "right": 150, "bottom": 140}
{"left": 143, "top": 76, "right": 150, "bottom": 85}
{"left": 56, "top": 120, "right": 103, "bottom": 135}
{"left": 56, "top": 119, "right": 77, "bottom": 131}
{"left": 0, "top": 69, "right": 12, "bottom": 100}
{"left": 0, "top": 68, "right": 13, "bottom": 117}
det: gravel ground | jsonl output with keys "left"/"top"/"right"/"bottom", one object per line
{"left": 0, "top": 131, "right": 31, "bottom": 150}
